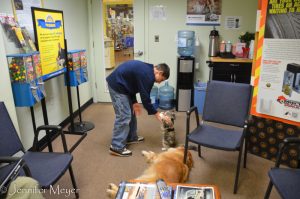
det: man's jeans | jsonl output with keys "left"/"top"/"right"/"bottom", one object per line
{"left": 108, "top": 85, "right": 137, "bottom": 150}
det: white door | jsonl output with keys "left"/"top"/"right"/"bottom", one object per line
{"left": 92, "top": 0, "right": 147, "bottom": 102}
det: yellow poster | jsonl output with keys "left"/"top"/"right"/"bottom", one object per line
{"left": 33, "top": 9, "right": 65, "bottom": 80}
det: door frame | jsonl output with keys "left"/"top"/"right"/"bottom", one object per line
{"left": 90, "top": 0, "right": 148, "bottom": 102}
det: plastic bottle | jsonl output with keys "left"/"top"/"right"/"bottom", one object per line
{"left": 150, "top": 85, "right": 158, "bottom": 109}
{"left": 177, "top": 30, "right": 195, "bottom": 56}
{"left": 225, "top": 41, "right": 232, "bottom": 53}
{"left": 220, "top": 40, "right": 226, "bottom": 53}
{"left": 158, "top": 81, "right": 174, "bottom": 110}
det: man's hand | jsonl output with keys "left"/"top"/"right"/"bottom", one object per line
{"left": 155, "top": 112, "right": 172, "bottom": 125}
{"left": 133, "top": 103, "right": 142, "bottom": 116}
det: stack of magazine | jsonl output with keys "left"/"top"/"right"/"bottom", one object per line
{"left": 115, "top": 181, "right": 215, "bottom": 199}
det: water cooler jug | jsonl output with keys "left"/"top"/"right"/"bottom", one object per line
{"left": 158, "top": 81, "right": 174, "bottom": 110}
{"left": 150, "top": 85, "right": 159, "bottom": 109}
{"left": 177, "top": 30, "right": 195, "bottom": 56}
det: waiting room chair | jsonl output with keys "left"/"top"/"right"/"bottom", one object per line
{"left": 264, "top": 137, "right": 300, "bottom": 199}
{"left": 183, "top": 80, "right": 252, "bottom": 194}
{"left": 0, "top": 101, "right": 79, "bottom": 198}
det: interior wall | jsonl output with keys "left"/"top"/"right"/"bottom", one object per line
{"left": 147, "top": 0, "right": 258, "bottom": 86}
{"left": 93, "top": 0, "right": 258, "bottom": 102}
{"left": 0, "top": 26, "right": 20, "bottom": 135}
{"left": 0, "top": 0, "right": 92, "bottom": 149}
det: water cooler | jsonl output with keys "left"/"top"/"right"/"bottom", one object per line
{"left": 176, "top": 56, "right": 195, "bottom": 111}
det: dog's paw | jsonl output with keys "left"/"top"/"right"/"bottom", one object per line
{"left": 142, "top": 150, "right": 156, "bottom": 163}
{"left": 106, "top": 183, "right": 118, "bottom": 199}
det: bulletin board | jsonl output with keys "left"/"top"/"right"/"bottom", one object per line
{"left": 250, "top": 0, "right": 300, "bottom": 126}
{"left": 31, "top": 7, "right": 66, "bottom": 81}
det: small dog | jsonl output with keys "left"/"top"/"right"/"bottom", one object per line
{"left": 106, "top": 147, "right": 194, "bottom": 198}
{"left": 161, "top": 111, "right": 176, "bottom": 150}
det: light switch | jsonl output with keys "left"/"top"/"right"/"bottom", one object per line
{"left": 155, "top": 35, "right": 159, "bottom": 42}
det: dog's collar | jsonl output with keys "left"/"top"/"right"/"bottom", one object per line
{"left": 166, "top": 128, "right": 174, "bottom": 132}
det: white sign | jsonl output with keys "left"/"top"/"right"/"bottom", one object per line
{"left": 225, "top": 16, "right": 242, "bottom": 29}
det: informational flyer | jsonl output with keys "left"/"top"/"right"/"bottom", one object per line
{"left": 12, "top": 0, "right": 42, "bottom": 41}
{"left": 32, "top": 8, "right": 66, "bottom": 80}
{"left": 224, "top": 16, "right": 242, "bottom": 29}
{"left": 150, "top": 5, "right": 167, "bottom": 20}
{"left": 251, "top": 0, "right": 300, "bottom": 126}
{"left": 186, "top": 0, "right": 222, "bottom": 25}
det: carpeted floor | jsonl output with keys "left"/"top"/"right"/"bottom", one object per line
{"left": 44, "top": 102, "right": 281, "bottom": 199}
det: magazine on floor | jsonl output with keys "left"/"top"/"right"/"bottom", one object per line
{"left": 115, "top": 181, "right": 172, "bottom": 199}
{"left": 174, "top": 185, "right": 215, "bottom": 199}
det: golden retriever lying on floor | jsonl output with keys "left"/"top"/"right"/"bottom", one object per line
{"left": 107, "top": 147, "right": 194, "bottom": 198}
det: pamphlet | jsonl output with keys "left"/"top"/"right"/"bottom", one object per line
{"left": 174, "top": 185, "right": 215, "bottom": 199}
{"left": 116, "top": 182, "right": 172, "bottom": 199}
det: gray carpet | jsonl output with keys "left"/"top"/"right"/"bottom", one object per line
{"left": 44, "top": 103, "right": 281, "bottom": 199}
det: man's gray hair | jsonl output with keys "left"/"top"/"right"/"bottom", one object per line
{"left": 155, "top": 63, "right": 170, "bottom": 79}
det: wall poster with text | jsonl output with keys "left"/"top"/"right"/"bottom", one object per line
{"left": 12, "top": 0, "right": 43, "bottom": 41}
{"left": 251, "top": 0, "right": 300, "bottom": 126}
{"left": 186, "top": 0, "right": 222, "bottom": 25}
{"left": 32, "top": 7, "right": 66, "bottom": 81}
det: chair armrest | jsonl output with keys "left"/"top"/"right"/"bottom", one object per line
{"left": 275, "top": 137, "right": 300, "bottom": 168}
{"left": 187, "top": 106, "right": 198, "bottom": 116}
{"left": 37, "top": 125, "right": 62, "bottom": 132}
{"left": 186, "top": 106, "right": 200, "bottom": 136}
{"left": 0, "top": 156, "right": 21, "bottom": 164}
{"left": 0, "top": 158, "right": 32, "bottom": 177}
{"left": 33, "top": 125, "right": 68, "bottom": 153}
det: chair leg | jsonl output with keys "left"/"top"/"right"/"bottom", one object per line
{"left": 183, "top": 140, "right": 189, "bottom": 164}
{"left": 264, "top": 181, "right": 273, "bottom": 199}
{"left": 198, "top": 145, "right": 202, "bottom": 157}
{"left": 69, "top": 166, "right": 79, "bottom": 198}
{"left": 243, "top": 138, "right": 248, "bottom": 168}
{"left": 234, "top": 143, "right": 244, "bottom": 194}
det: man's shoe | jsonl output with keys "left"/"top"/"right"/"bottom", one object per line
{"left": 127, "top": 136, "right": 145, "bottom": 145}
{"left": 109, "top": 146, "right": 132, "bottom": 157}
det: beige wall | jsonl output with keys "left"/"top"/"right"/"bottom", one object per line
{"left": 147, "top": 0, "right": 258, "bottom": 86}
{"left": 0, "top": 0, "right": 92, "bottom": 149}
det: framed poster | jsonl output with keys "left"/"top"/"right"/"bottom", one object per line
{"left": 186, "top": 0, "right": 222, "bottom": 25}
{"left": 31, "top": 7, "right": 66, "bottom": 81}
{"left": 251, "top": 0, "right": 300, "bottom": 126}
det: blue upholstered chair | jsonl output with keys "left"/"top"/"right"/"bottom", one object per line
{"left": 183, "top": 80, "right": 252, "bottom": 194}
{"left": 0, "top": 101, "right": 79, "bottom": 198}
{"left": 264, "top": 137, "right": 300, "bottom": 199}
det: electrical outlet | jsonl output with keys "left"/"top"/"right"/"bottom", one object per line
{"left": 155, "top": 35, "right": 159, "bottom": 42}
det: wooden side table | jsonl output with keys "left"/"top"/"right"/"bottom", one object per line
{"left": 130, "top": 180, "right": 221, "bottom": 199}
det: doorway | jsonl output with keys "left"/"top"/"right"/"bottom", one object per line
{"left": 93, "top": 0, "right": 146, "bottom": 102}
{"left": 102, "top": 0, "right": 134, "bottom": 79}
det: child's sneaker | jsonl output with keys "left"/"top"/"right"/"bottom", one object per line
{"left": 127, "top": 136, "right": 145, "bottom": 145}
{"left": 109, "top": 146, "right": 132, "bottom": 157}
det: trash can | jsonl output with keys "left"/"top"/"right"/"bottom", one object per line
{"left": 194, "top": 82, "right": 207, "bottom": 115}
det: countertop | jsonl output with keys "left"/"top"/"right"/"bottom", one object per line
{"left": 208, "top": 57, "right": 253, "bottom": 63}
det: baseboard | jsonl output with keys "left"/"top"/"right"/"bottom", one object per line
{"left": 30, "top": 98, "right": 93, "bottom": 151}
